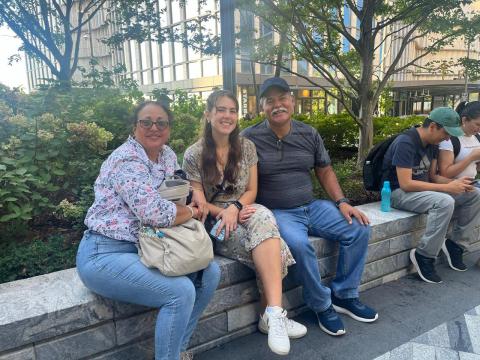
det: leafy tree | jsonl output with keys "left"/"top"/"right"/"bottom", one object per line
{"left": 237, "top": 0, "right": 480, "bottom": 164}
{"left": 0, "top": 0, "right": 111, "bottom": 88}
{"left": 104, "top": 0, "right": 220, "bottom": 55}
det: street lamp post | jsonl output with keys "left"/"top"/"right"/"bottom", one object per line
{"left": 463, "top": 40, "right": 470, "bottom": 102}
{"left": 220, "top": 0, "right": 236, "bottom": 92}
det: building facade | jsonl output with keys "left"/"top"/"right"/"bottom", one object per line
{"left": 25, "top": 0, "right": 480, "bottom": 117}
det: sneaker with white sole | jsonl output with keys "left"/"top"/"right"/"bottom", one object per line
{"left": 442, "top": 239, "right": 467, "bottom": 271}
{"left": 410, "top": 248, "right": 442, "bottom": 283}
{"left": 331, "top": 294, "right": 378, "bottom": 323}
{"left": 316, "top": 305, "right": 346, "bottom": 336}
{"left": 259, "top": 312, "right": 307, "bottom": 339}
{"left": 262, "top": 307, "right": 290, "bottom": 355}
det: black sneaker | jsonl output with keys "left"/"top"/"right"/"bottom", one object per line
{"left": 442, "top": 239, "right": 467, "bottom": 271}
{"left": 409, "top": 249, "right": 442, "bottom": 284}
{"left": 331, "top": 294, "right": 378, "bottom": 323}
{"left": 316, "top": 305, "right": 346, "bottom": 336}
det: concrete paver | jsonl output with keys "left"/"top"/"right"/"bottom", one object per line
{"left": 196, "top": 252, "right": 480, "bottom": 360}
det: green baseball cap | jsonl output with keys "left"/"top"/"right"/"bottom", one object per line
{"left": 429, "top": 107, "right": 464, "bottom": 137}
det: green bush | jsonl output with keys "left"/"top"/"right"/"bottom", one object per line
{"left": 0, "top": 234, "right": 79, "bottom": 283}
{"left": 240, "top": 112, "right": 423, "bottom": 158}
{"left": 313, "top": 158, "right": 380, "bottom": 205}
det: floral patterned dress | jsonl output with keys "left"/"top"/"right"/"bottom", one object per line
{"left": 182, "top": 137, "right": 295, "bottom": 286}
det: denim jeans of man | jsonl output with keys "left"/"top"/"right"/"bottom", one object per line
{"left": 273, "top": 200, "right": 370, "bottom": 313}
{"left": 391, "top": 188, "right": 480, "bottom": 258}
{"left": 76, "top": 231, "right": 220, "bottom": 360}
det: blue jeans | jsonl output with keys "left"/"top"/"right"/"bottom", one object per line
{"left": 273, "top": 200, "right": 370, "bottom": 312}
{"left": 76, "top": 231, "right": 220, "bottom": 360}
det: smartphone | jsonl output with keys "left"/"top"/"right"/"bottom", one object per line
{"left": 471, "top": 179, "right": 479, "bottom": 185}
{"left": 210, "top": 220, "right": 225, "bottom": 241}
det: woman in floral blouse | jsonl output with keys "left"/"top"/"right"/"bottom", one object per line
{"left": 182, "top": 90, "right": 306, "bottom": 356}
{"left": 76, "top": 101, "right": 220, "bottom": 360}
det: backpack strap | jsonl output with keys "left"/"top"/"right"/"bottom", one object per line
{"left": 475, "top": 133, "right": 480, "bottom": 143}
{"left": 451, "top": 136, "right": 460, "bottom": 158}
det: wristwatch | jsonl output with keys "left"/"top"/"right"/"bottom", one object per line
{"left": 335, "top": 197, "right": 350, "bottom": 208}
{"left": 232, "top": 200, "right": 243, "bottom": 211}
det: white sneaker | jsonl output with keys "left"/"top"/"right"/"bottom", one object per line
{"left": 259, "top": 312, "right": 307, "bottom": 339}
{"left": 262, "top": 308, "right": 290, "bottom": 355}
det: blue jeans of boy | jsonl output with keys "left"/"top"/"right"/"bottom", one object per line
{"left": 76, "top": 230, "right": 220, "bottom": 360}
{"left": 273, "top": 199, "right": 370, "bottom": 313}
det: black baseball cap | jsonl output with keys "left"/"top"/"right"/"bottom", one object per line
{"left": 259, "top": 77, "right": 291, "bottom": 98}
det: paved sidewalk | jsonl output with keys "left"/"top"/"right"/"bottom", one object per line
{"left": 196, "top": 252, "right": 480, "bottom": 360}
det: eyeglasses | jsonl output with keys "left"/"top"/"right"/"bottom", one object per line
{"left": 138, "top": 119, "right": 170, "bottom": 130}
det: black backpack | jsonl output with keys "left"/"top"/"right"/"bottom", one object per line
{"left": 363, "top": 128, "right": 417, "bottom": 191}
{"left": 363, "top": 135, "right": 400, "bottom": 191}
{"left": 451, "top": 134, "right": 480, "bottom": 158}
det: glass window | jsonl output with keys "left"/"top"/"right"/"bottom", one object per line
{"left": 241, "top": 58, "right": 252, "bottom": 74}
{"left": 202, "top": 17, "right": 217, "bottom": 37}
{"left": 297, "top": 59, "right": 308, "bottom": 75}
{"left": 189, "top": 61, "right": 202, "bottom": 78}
{"left": 163, "top": 67, "right": 172, "bottom": 82}
{"left": 203, "top": 58, "right": 217, "bottom": 76}
{"left": 280, "top": 56, "right": 292, "bottom": 75}
{"left": 142, "top": 71, "right": 149, "bottom": 84}
{"left": 141, "top": 42, "right": 149, "bottom": 70}
{"left": 152, "top": 42, "right": 160, "bottom": 68}
{"left": 200, "top": 0, "right": 215, "bottom": 15}
{"left": 261, "top": 63, "right": 273, "bottom": 75}
{"left": 174, "top": 41, "right": 184, "bottom": 63}
{"left": 185, "top": 0, "right": 198, "bottom": 19}
{"left": 153, "top": 68, "right": 160, "bottom": 83}
{"left": 162, "top": 42, "right": 171, "bottom": 65}
{"left": 260, "top": 21, "right": 272, "bottom": 37}
{"left": 187, "top": 29, "right": 201, "bottom": 60}
{"left": 158, "top": 0, "right": 168, "bottom": 27}
{"left": 175, "top": 65, "right": 185, "bottom": 80}
{"left": 134, "top": 72, "right": 141, "bottom": 82}
{"left": 171, "top": 1, "right": 182, "bottom": 23}
{"left": 130, "top": 41, "right": 138, "bottom": 72}
{"left": 240, "top": 10, "right": 254, "bottom": 31}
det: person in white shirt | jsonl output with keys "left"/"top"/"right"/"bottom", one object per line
{"left": 438, "top": 101, "right": 480, "bottom": 271}
{"left": 438, "top": 101, "right": 480, "bottom": 180}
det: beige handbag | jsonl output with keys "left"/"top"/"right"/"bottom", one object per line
{"left": 138, "top": 218, "right": 214, "bottom": 276}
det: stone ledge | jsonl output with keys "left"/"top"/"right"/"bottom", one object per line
{"left": 2, "top": 201, "right": 475, "bottom": 359}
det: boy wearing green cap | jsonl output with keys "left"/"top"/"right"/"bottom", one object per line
{"left": 382, "top": 107, "right": 480, "bottom": 283}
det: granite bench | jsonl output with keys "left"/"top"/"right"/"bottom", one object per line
{"left": 1, "top": 202, "right": 479, "bottom": 360}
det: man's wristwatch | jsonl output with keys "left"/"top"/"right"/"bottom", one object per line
{"left": 335, "top": 198, "right": 350, "bottom": 208}
{"left": 232, "top": 200, "right": 243, "bottom": 211}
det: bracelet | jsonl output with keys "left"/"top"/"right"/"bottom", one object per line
{"left": 186, "top": 205, "right": 195, "bottom": 218}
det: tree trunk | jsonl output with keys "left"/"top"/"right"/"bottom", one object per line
{"left": 58, "top": 59, "right": 73, "bottom": 89}
{"left": 357, "top": 109, "right": 374, "bottom": 167}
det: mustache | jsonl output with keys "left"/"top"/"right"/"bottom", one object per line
{"left": 271, "top": 107, "right": 288, "bottom": 115}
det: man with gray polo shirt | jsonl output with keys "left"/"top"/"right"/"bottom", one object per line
{"left": 242, "top": 77, "right": 378, "bottom": 337}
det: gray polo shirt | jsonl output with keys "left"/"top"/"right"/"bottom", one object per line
{"left": 242, "top": 119, "right": 331, "bottom": 209}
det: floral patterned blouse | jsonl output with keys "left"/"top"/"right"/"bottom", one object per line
{"left": 84, "top": 136, "right": 178, "bottom": 243}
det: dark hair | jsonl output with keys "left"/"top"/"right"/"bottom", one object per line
{"left": 455, "top": 101, "right": 480, "bottom": 122}
{"left": 422, "top": 118, "right": 443, "bottom": 129}
{"left": 131, "top": 101, "right": 174, "bottom": 128}
{"left": 201, "top": 90, "right": 241, "bottom": 186}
